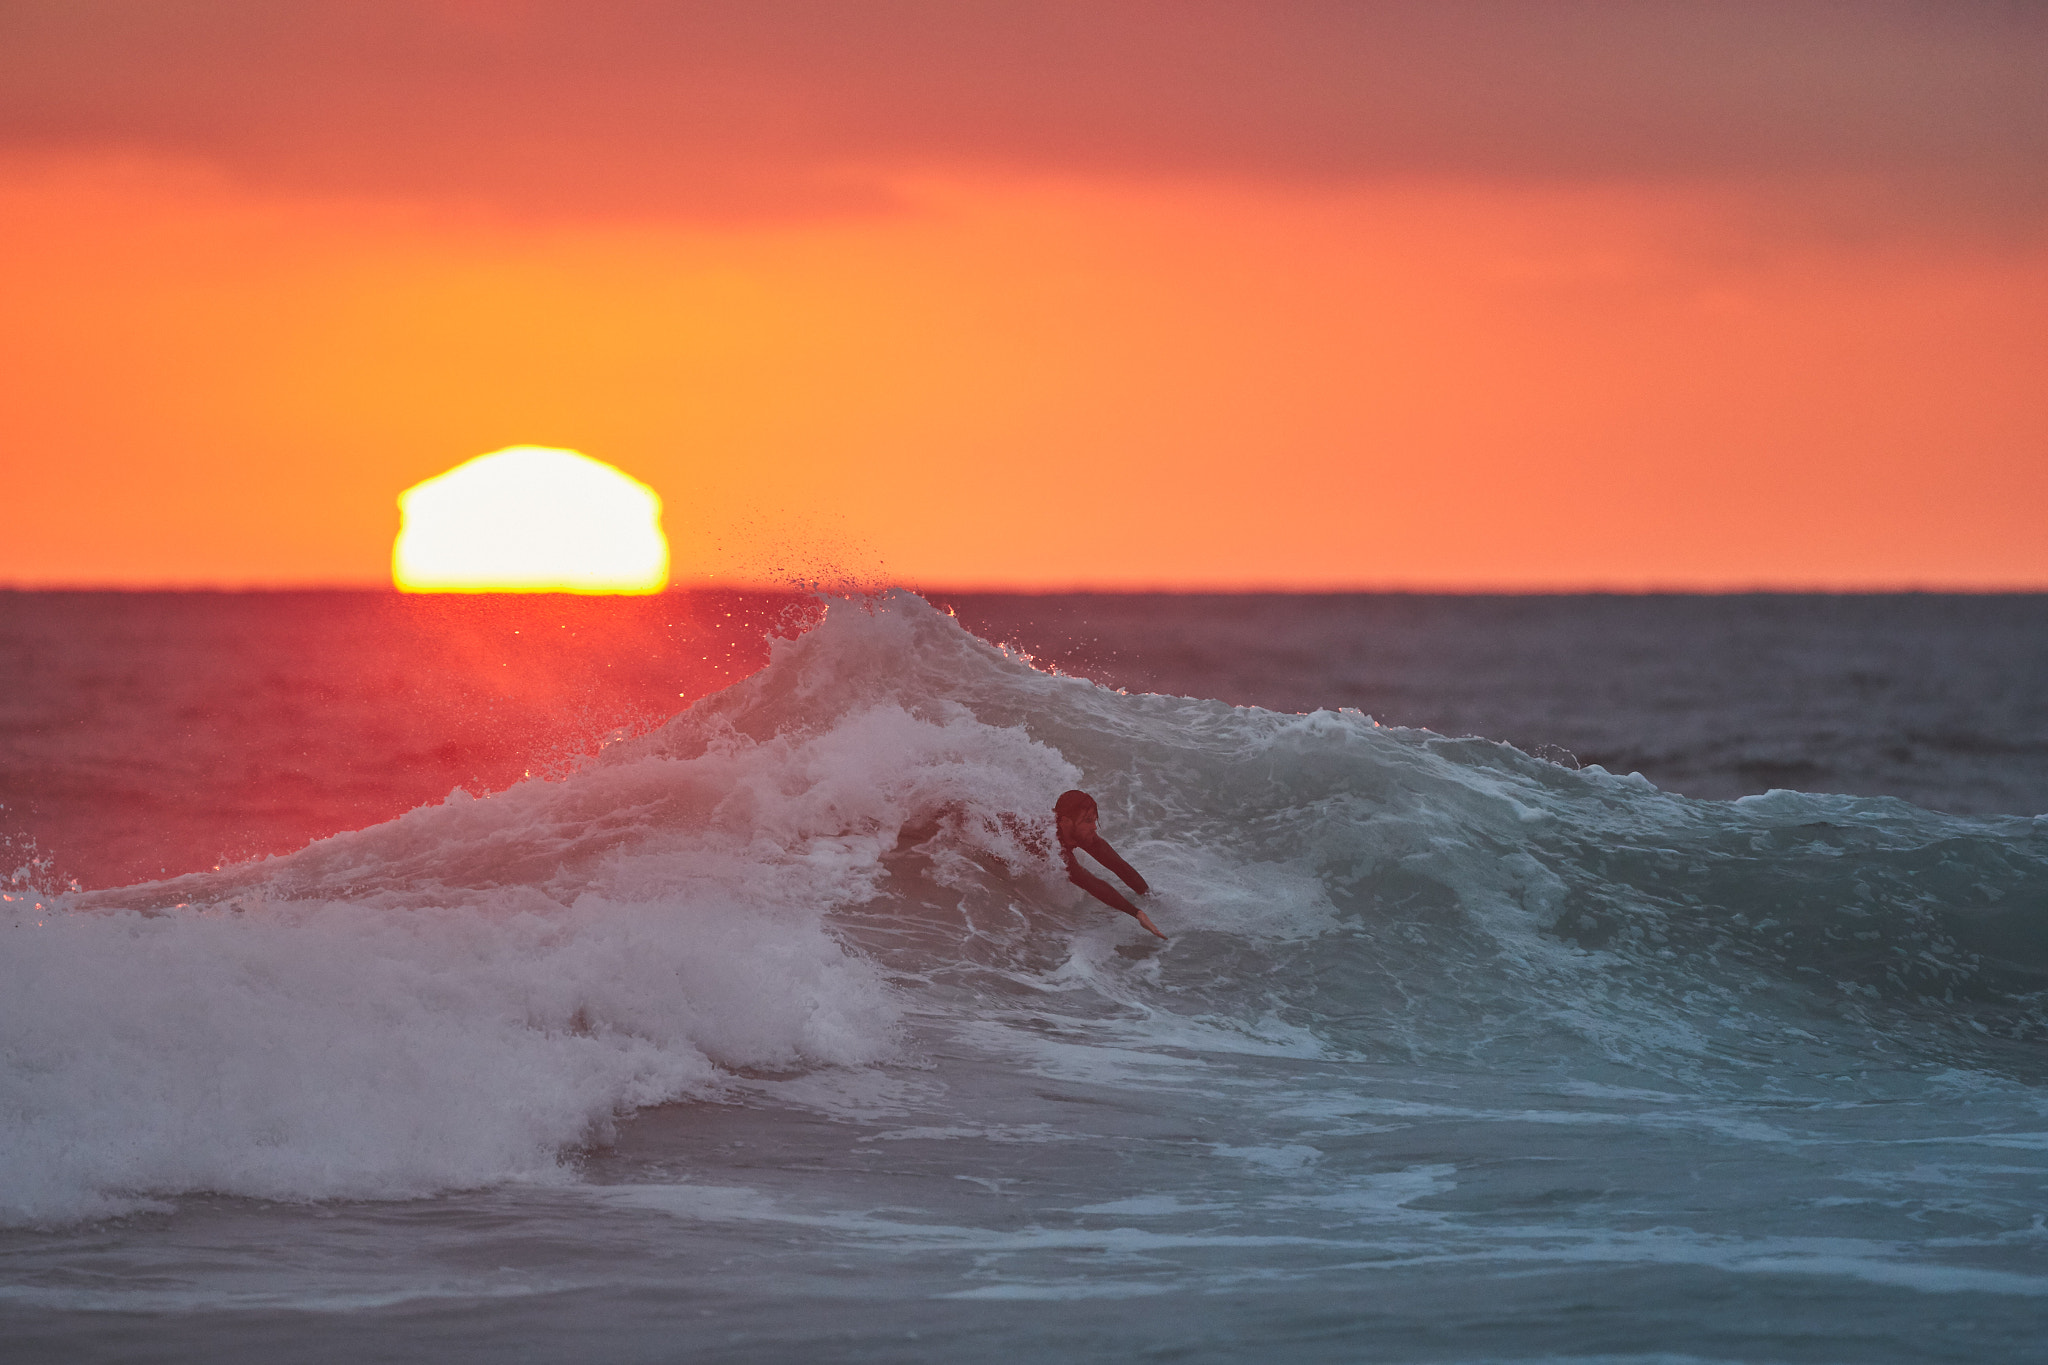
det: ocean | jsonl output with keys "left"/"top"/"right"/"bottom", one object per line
{"left": 3, "top": 589, "right": 2046, "bottom": 1363}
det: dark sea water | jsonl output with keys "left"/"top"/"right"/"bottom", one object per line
{"left": 4, "top": 590, "right": 2046, "bottom": 1363}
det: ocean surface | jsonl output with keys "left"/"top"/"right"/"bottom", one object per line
{"left": 3, "top": 589, "right": 2046, "bottom": 1363}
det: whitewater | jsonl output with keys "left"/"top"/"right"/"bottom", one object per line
{"left": 5, "top": 591, "right": 2047, "bottom": 1362}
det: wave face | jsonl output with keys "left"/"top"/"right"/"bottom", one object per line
{"left": 7, "top": 592, "right": 2048, "bottom": 1303}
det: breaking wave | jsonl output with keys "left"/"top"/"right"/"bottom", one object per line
{"left": 6, "top": 591, "right": 2046, "bottom": 1226}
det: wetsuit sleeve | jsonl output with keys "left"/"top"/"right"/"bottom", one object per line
{"left": 1081, "top": 835, "right": 1150, "bottom": 896}
{"left": 1064, "top": 847, "right": 1146, "bottom": 919}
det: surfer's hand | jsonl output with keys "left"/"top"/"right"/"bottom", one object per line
{"left": 1134, "top": 910, "right": 1168, "bottom": 941}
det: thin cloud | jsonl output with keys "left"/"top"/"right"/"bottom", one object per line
{"left": 3, "top": 1, "right": 2044, "bottom": 221}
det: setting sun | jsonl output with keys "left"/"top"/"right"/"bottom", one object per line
{"left": 392, "top": 446, "right": 669, "bottom": 593}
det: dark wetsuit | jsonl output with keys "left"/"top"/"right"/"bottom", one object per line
{"left": 1061, "top": 834, "right": 1151, "bottom": 919}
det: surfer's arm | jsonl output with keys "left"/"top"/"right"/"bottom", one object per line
{"left": 1081, "top": 835, "right": 1149, "bottom": 896}
{"left": 1066, "top": 857, "right": 1143, "bottom": 916}
{"left": 1064, "top": 849, "right": 1169, "bottom": 940}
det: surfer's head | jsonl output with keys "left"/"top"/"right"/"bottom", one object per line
{"left": 1054, "top": 789, "right": 1098, "bottom": 847}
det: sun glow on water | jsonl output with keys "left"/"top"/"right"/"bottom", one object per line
{"left": 393, "top": 447, "right": 669, "bottom": 593}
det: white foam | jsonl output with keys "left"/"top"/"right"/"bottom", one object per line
{"left": 0, "top": 888, "right": 897, "bottom": 1226}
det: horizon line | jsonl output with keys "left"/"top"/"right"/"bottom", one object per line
{"left": 8, "top": 578, "right": 2048, "bottom": 597}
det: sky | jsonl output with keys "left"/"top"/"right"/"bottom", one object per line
{"left": 3, "top": 0, "right": 2045, "bottom": 590}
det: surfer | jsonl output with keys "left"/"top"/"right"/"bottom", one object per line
{"left": 1055, "top": 789, "right": 1167, "bottom": 940}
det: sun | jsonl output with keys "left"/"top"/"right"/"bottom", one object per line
{"left": 392, "top": 447, "right": 670, "bottom": 593}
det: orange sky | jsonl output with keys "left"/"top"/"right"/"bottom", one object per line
{"left": 4, "top": 2, "right": 2046, "bottom": 590}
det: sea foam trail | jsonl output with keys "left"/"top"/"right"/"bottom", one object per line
{"left": 8, "top": 591, "right": 2048, "bottom": 1227}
